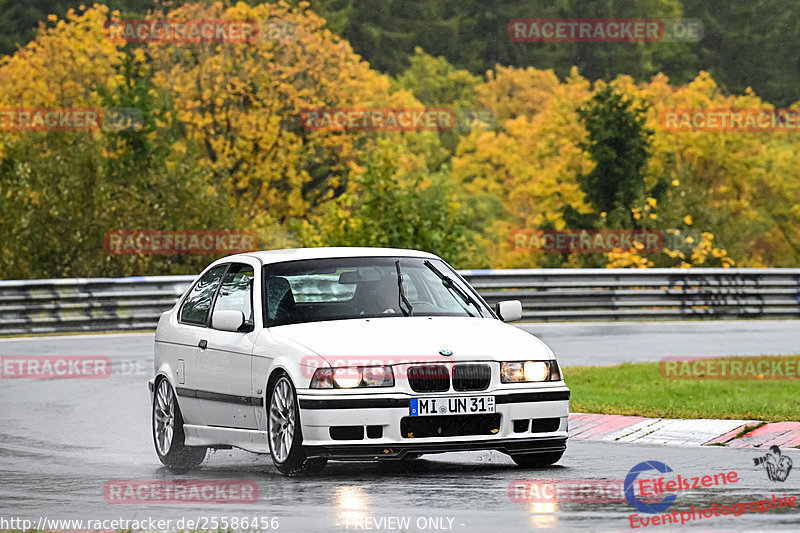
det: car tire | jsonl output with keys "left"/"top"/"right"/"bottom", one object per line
{"left": 267, "top": 373, "right": 327, "bottom": 476}
{"left": 152, "top": 378, "right": 207, "bottom": 470}
{"left": 510, "top": 451, "right": 564, "bottom": 468}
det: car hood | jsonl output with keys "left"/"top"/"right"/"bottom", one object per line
{"left": 268, "top": 317, "right": 554, "bottom": 365}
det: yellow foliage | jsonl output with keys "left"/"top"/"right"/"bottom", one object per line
{"left": 454, "top": 63, "right": 800, "bottom": 267}
{"left": 2, "top": 4, "right": 799, "bottom": 269}
{"left": 0, "top": 2, "right": 439, "bottom": 239}
{"left": 0, "top": 5, "right": 124, "bottom": 157}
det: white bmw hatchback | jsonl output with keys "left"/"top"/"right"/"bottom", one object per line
{"left": 149, "top": 247, "right": 570, "bottom": 475}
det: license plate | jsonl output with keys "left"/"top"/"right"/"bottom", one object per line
{"left": 409, "top": 396, "right": 495, "bottom": 416}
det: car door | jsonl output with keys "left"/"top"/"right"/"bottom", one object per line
{"left": 194, "top": 261, "right": 260, "bottom": 429}
{"left": 170, "top": 263, "right": 229, "bottom": 425}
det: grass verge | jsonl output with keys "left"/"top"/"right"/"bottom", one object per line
{"left": 566, "top": 356, "right": 800, "bottom": 422}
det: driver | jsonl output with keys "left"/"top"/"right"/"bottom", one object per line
{"left": 375, "top": 275, "right": 399, "bottom": 314}
{"left": 360, "top": 275, "right": 398, "bottom": 315}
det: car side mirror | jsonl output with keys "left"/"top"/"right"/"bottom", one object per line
{"left": 211, "top": 310, "right": 246, "bottom": 332}
{"left": 496, "top": 300, "right": 522, "bottom": 322}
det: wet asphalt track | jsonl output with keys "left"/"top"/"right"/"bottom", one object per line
{"left": 0, "top": 321, "right": 798, "bottom": 532}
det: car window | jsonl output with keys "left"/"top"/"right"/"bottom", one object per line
{"left": 263, "top": 257, "right": 491, "bottom": 326}
{"left": 179, "top": 264, "right": 228, "bottom": 326}
{"left": 212, "top": 263, "right": 255, "bottom": 328}
{"left": 403, "top": 274, "right": 420, "bottom": 301}
{"left": 405, "top": 264, "right": 473, "bottom": 314}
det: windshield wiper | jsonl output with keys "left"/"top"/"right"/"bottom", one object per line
{"left": 395, "top": 260, "right": 413, "bottom": 317}
{"left": 423, "top": 260, "right": 483, "bottom": 317}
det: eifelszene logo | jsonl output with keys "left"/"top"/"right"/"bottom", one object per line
{"left": 625, "top": 461, "right": 677, "bottom": 514}
{"left": 754, "top": 446, "right": 793, "bottom": 482}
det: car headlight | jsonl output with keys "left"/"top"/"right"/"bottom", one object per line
{"left": 310, "top": 366, "right": 394, "bottom": 389}
{"left": 501, "top": 360, "right": 561, "bottom": 383}
{"left": 333, "top": 367, "right": 362, "bottom": 388}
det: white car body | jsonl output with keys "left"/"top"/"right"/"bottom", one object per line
{"left": 149, "top": 247, "right": 569, "bottom": 472}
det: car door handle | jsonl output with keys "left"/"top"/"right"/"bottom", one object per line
{"left": 198, "top": 339, "right": 208, "bottom": 350}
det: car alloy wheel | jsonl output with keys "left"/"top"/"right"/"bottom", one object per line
{"left": 269, "top": 377, "right": 296, "bottom": 463}
{"left": 154, "top": 379, "right": 176, "bottom": 456}
{"left": 152, "top": 378, "right": 207, "bottom": 470}
{"left": 267, "top": 374, "right": 327, "bottom": 476}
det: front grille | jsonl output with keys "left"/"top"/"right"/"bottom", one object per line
{"left": 407, "top": 365, "right": 450, "bottom": 392}
{"left": 401, "top": 414, "right": 502, "bottom": 438}
{"left": 452, "top": 364, "right": 491, "bottom": 391}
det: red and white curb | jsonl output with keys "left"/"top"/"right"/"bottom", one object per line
{"left": 569, "top": 413, "right": 800, "bottom": 448}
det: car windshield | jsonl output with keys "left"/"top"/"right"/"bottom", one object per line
{"left": 263, "top": 257, "right": 492, "bottom": 327}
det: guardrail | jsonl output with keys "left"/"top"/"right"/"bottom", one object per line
{"left": 1, "top": 268, "right": 798, "bottom": 334}
{"left": 463, "top": 268, "right": 800, "bottom": 321}
{"left": 0, "top": 276, "right": 193, "bottom": 335}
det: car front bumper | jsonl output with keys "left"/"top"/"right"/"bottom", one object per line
{"left": 297, "top": 387, "right": 570, "bottom": 460}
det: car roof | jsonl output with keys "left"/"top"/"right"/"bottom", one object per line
{"left": 227, "top": 246, "right": 441, "bottom": 265}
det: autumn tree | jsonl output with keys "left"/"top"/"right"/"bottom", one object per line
{"left": 0, "top": 6, "right": 236, "bottom": 278}
{"left": 0, "top": 2, "right": 451, "bottom": 277}
{"left": 143, "top": 1, "right": 443, "bottom": 227}
{"left": 1, "top": 2, "right": 799, "bottom": 278}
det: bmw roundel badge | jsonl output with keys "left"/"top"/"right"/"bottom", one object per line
{"left": 439, "top": 349, "right": 453, "bottom": 356}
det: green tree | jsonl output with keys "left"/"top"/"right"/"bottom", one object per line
{"left": 0, "top": 128, "right": 236, "bottom": 279}
{"left": 566, "top": 85, "right": 653, "bottom": 230}
{"left": 299, "top": 140, "right": 475, "bottom": 266}
{"left": 306, "top": 0, "right": 698, "bottom": 83}
{"left": 394, "top": 47, "right": 480, "bottom": 107}
{"left": 682, "top": 0, "right": 800, "bottom": 107}
{"left": 394, "top": 47, "right": 482, "bottom": 153}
